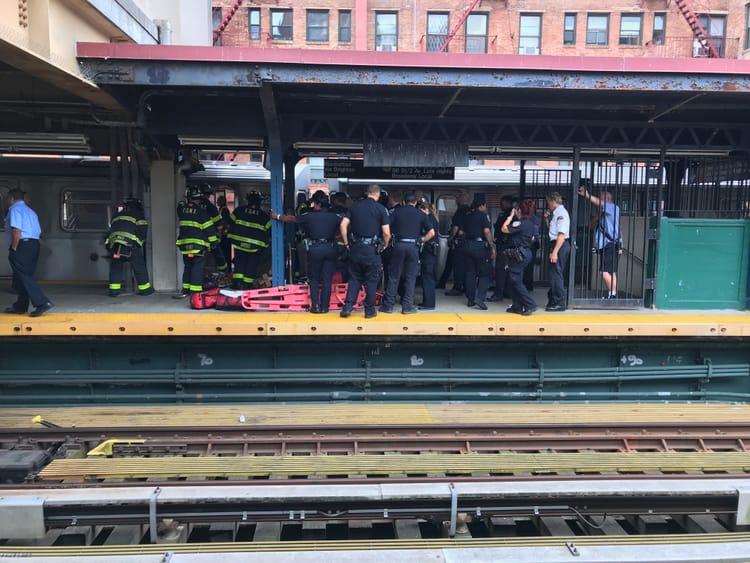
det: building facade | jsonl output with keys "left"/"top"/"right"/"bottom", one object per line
{"left": 212, "top": 0, "right": 749, "bottom": 59}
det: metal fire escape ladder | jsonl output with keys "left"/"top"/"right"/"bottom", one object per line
{"left": 213, "top": 0, "right": 244, "bottom": 45}
{"left": 438, "top": 0, "right": 484, "bottom": 52}
{"left": 672, "top": 0, "right": 720, "bottom": 58}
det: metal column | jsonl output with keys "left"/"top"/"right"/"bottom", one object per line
{"left": 567, "top": 147, "right": 581, "bottom": 307}
{"left": 260, "top": 83, "right": 285, "bottom": 286}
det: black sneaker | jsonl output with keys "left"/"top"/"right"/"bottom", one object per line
{"left": 138, "top": 287, "right": 155, "bottom": 296}
{"left": 379, "top": 306, "right": 394, "bottom": 314}
{"left": 339, "top": 309, "right": 352, "bottom": 318}
{"left": 401, "top": 308, "right": 417, "bottom": 315}
{"left": 475, "top": 301, "right": 488, "bottom": 310}
{"left": 29, "top": 302, "right": 53, "bottom": 317}
{"left": 364, "top": 310, "right": 377, "bottom": 319}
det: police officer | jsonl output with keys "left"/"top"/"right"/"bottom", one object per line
{"left": 228, "top": 191, "right": 271, "bottom": 290}
{"left": 460, "top": 194, "right": 496, "bottom": 310}
{"left": 444, "top": 191, "right": 470, "bottom": 296}
{"left": 271, "top": 191, "right": 342, "bottom": 314}
{"left": 489, "top": 195, "right": 515, "bottom": 302}
{"left": 380, "top": 192, "right": 435, "bottom": 315}
{"left": 544, "top": 191, "right": 571, "bottom": 311}
{"left": 105, "top": 197, "right": 154, "bottom": 297}
{"left": 175, "top": 186, "right": 217, "bottom": 298}
{"left": 339, "top": 184, "right": 391, "bottom": 319}
{"left": 501, "top": 199, "right": 538, "bottom": 315}
{"left": 417, "top": 197, "right": 440, "bottom": 310}
{"left": 195, "top": 183, "right": 229, "bottom": 277}
{"left": 330, "top": 192, "right": 350, "bottom": 283}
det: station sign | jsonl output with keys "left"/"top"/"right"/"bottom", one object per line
{"left": 324, "top": 159, "right": 454, "bottom": 180}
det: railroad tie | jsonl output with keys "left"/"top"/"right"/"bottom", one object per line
{"left": 38, "top": 451, "right": 750, "bottom": 481}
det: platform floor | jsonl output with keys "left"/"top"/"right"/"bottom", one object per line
{"left": 3, "top": 403, "right": 750, "bottom": 429}
{"left": 1, "top": 282, "right": 748, "bottom": 338}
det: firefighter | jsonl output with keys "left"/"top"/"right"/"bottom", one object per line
{"left": 105, "top": 197, "right": 154, "bottom": 297}
{"left": 228, "top": 191, "right": 271, "bottom": 289}
{"left": 194, "top": 183, "right": 229, "bottom": 278}
{"left": 174, "top": 186, "right": 216, "bottom": 298}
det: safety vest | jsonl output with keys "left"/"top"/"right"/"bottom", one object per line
{"left": 105, "top": 207, "right": 148, "bottom": 248}
{"left": 228, "top": 206, "right": 271, "bottom": 253}
{"left": 176, "top": 201, "right": 216, "bottom": 255}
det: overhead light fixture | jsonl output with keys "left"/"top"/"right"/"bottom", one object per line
{"left": 178, "top": 136, "right": 265, "bottom": 149}
{"left": 0, "top": 133, "right": 90, "bottom": 154}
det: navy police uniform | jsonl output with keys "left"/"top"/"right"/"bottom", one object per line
{"left": 295, "top": 210, "right": 342, "bottom": 312}
{"left": 341, "top": 197, "right": 389, "bottom": 317}
{"left": 444, "top": 204, "right": 470, "bottom": 293}
{"left": 462, "top": 208, "right": 493, "bottom": 307}
{"left": 504, "top": 217, "right": 537, "bottom": 314}
{"left": 105, "top": 200, "right": 154, "bottom": 296}
{"left": 381, "top": 205, "right": 433, "bottom": 313}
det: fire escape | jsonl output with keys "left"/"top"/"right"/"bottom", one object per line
{"left": 213, "top": 0, "right": 244, "bottom": 46}
{"left": 672, "top": 0, "right": 720, "bottom": 58}
{"left": 438, "top": 0, "right": 485, "bottom": 52}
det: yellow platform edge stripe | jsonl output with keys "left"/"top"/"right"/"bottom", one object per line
{"left": 1, "top": 533, "right": 748, "bottom": 556}
{"left": 2, "top": 312, "right": 749, "bottom": 337}
{"left": 3, "top": 403, "right": 750, "bottom": 429}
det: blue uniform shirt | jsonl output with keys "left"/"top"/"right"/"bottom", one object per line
{"left": 463, "top": 209, "right": 491, "bottom": 239}
{"left": 5, "top": 201, "right": 42, "bottom": 247}
{"left": 346, "top": 197, "right": 389, "bottom": 238}
{"left": 295, "top": 209, "right": 341, "bottom": 240}
{"left": 390, "top": 205, "right": 432, "bottom": 239}
{"left": 595, "top": 201, "right": 621, "bottom": 249}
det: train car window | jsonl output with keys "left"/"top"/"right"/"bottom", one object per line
{"left": 436, "top": 195, "right": 456, "bottom": 236}
{"left": 60, "top": 187, "right": 111, "bottom": 232}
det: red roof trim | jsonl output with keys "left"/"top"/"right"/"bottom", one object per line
{"left": 76, "top": 42, "right": 750, "bottom": 75}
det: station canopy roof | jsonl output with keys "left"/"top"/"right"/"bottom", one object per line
{"left": 51, "top": 44, "right": 750, "bottom": 159}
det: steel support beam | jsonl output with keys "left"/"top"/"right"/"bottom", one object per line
{"left": 260, "top": 83, "right": 285, "bottom": 286}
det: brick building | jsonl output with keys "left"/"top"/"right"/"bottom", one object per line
{"left": 212, "top": 0, "right": 749, "bottom": 59}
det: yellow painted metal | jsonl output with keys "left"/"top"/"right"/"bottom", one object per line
{"left": 0, "top": 533, "right": 748, "bottom": 556}
{"left": 87, "top": 439, "right": 146, "bottom": 457}
{"left": 3, "top": 403, "right": 750, "bottom": 429}
{"left": 0, "top": 533, "right": 749, "bottom": 556}
{"left": 39, "top": 451, "right": 750, "bottom": 480}
{"left": 4, "top": 312, "right": 750, "bottom": 338}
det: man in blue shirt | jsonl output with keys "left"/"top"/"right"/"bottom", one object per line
{"left": 4, "top": 189, "right": 52, "bottom": 316}
{"left": 579, "top": 183, "right": 621, "bottom": 299}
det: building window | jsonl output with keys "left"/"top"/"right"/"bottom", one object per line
{"left": 746, "top": 6, "right": 750, "bottom": 49}
{"left": 564, "top": 13, "right": 576, "bottom": 45}
{"left": 619, "top": 14, "right": 642, "bottom": 46}
{"left": 61, "top": 187, "right": 112, "bottom": 232}
{"left": 519, "top": 14, "right": 542, "bottom": 54}
{"left": 427, "top": 12, "right": 449, "bottom": 52}
{"left": 270, "top": 9, "right": 293, "bottom": 41}
{"left": 248, "top": 8, "right": 260, "bottom": 41}
{"left": 586, "top": 14, "right": 609, "bottom": 46}
{"left": 212, "top": 7, "right": 222, "bottom": 46}
{"left": 465, "top": 13, "right": 488, "bottom": 53}
{"left": 697, "top": 14, "right": 727, "bottom": 57}
{"left": 338, "top": 10, "right": 351, "bottom": 43}
{"left": 652, "top": 13, "right": 666, "bottom": 46}
{"left": 306, "top": 10, "right": 329, "bottom": 42}
{"left": 375, "top": 12, "right": 398, "bottom": 51}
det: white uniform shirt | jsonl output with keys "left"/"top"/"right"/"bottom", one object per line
{"left": 548, "top": 205, "right": 570, "bottom": 241}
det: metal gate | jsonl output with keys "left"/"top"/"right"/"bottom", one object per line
{"left": 523, "top": 160, "right": 659, "bottom": 309}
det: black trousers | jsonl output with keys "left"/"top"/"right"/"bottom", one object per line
{"left": 493, "top": 248, "right": 511, "bottom": 298}
{"left": 523, "top": 242, "right": 539, "bottom": 291}
{"left": 181, "top": 252, "right": 206, "bottom": 294}
{"left": 547, "top": 240, "right": 570, "bottom": 307}
{"left": 343, "top": 243, "right": 381, "bottom": 315}
{"left": 451, "top": 240, "right": 466, "bottom": 290}
{"left": 210, "top": 245, "right": 228, "bottom": 272}
{"left": 109, "top": 246, "right": 151, "bottom": 293}
{"left": 508, "top": 251, "right": 536, "bottom": 312}
{"left": 8, "top": 239, "right": 48, "bottom": 310}
{"left": 464, "top": 240, "right": 492, "bottom": 304}
{"left": 382, "top": 242, "right": 419, "bottom": 311}
{"left": 307, "top": 243, "right": 337, "bottom": 310}
{"left": 420, "top": 249, "right": 437, "bottom": 308}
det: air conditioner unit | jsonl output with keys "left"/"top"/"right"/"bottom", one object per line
{"left": 692, "top": 40, "right": 708, "bottom": 57}
{"left": 376, "top": 43, "right": 395, "bottom": 51}
{"left": 521, "top": 46, "right": 539, "bottom": 55}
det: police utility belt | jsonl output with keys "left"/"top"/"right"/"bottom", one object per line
{"left": 304, "top": 238, "right": 334, "bottom": 251}
{"left": 351, "top": 236, "right": 381, "bottom": 246}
